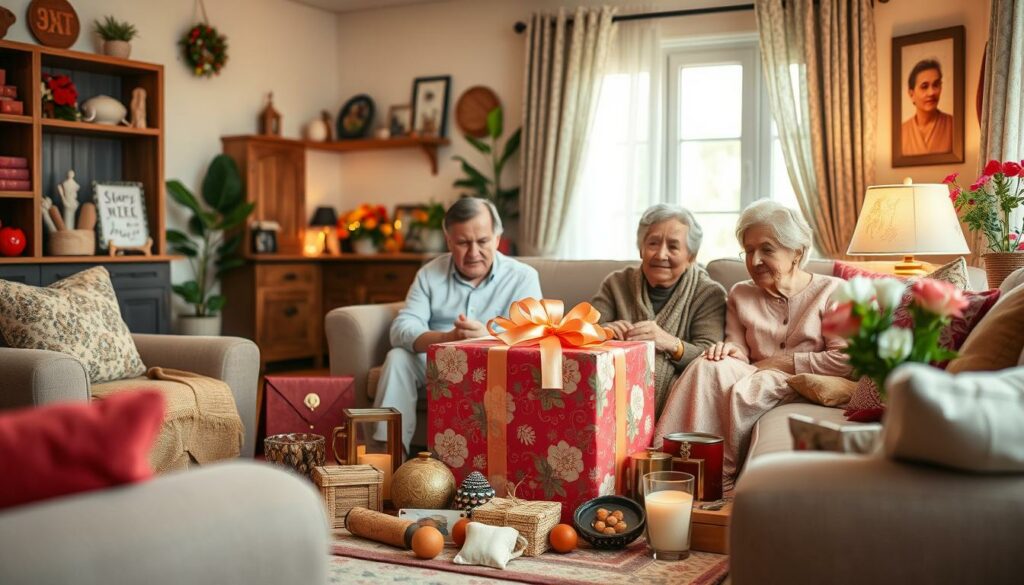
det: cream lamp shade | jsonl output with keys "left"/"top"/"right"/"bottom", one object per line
{"left": 847, "top": 180, "right": 969, "bottom": 275}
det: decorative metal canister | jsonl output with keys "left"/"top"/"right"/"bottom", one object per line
{"left": 627, "top": 447, "right": 672, "bottom": 504}
{"left": 661, "top": 432, "right": 724, "bottom": 501}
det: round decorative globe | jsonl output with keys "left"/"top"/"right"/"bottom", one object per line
{"left": 390, "top": 452, "right": 456, "bottom": 509}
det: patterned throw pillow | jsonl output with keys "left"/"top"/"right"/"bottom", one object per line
{"left": 0, "top": 267, "right": 146, "bottom": 383}
{"left": 832, "top": 257, "right": 971, "bottom": 290}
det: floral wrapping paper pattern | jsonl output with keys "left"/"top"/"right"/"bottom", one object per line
{"left": 428, "top": 339, "right": 655, "bottom": 524}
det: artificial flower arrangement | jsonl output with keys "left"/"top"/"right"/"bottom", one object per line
{"left": 41, "top": 74, "right": 79, "bottom": 121}
{"left": 823, "top": 276, "right": 968, "bottom": 400}
{"left": 338, "top": 203, "right": 398, "bottom": 251}
{"left": 944, "top": 159, "right": 1024, "bottom": 252}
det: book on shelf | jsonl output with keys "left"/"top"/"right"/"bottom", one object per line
{"left": 0, "top": 179, "right": 30, "bottom": 191}
{"left": 0, "top": 156, "right": 28, "bottom": 169}
{"left": 0, "top": 168, "right": 29, "bottom": 179}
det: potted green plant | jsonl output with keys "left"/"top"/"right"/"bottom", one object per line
{"left": 166, "top": 154, "right": 254, "bottom": 336}
{"left": 409, "top": 201, "right": 446, "bottom": 252}
{"left": 94, "top": 15, "right": 138, "bottom": 59}
{"left": 453, "top": 106, "right": 521, "bottom": 228}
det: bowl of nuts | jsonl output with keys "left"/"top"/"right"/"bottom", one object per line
{"left": 572, "top": 495, "right": 646, "bottom": 549}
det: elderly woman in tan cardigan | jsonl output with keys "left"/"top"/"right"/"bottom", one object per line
{"left": 590, "top": 204, "right": 727, "bottom": 417}
{"left": 655, "top": 200, "right": 851, "bottom": 487}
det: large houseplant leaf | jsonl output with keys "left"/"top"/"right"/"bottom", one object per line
{"left": 202, "top": 154, "right": 244, "bottom": 213}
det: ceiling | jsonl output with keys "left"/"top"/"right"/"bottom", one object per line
{"left": 288, "top": 0, "right": 450, "bottom": 13}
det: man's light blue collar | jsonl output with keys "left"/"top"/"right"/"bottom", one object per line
{"left": 450, "top": 251, "right": 505, "bottom": 286}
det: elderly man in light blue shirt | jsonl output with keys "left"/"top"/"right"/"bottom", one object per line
{"left": 374, "top": 198, "right": 542, "bottom": 451}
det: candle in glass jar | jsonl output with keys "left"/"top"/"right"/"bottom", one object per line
{"left": 358, "top": 452, "right": 392, "bottom": 500}
{"left": 645, "top": 489, "right": 693, "bottom": 552}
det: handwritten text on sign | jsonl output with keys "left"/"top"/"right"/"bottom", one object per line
{"left": 95, "top": 182, "right": 149, "bottom": 248}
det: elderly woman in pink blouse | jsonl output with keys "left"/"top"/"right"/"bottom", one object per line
{"left": 654, "top": 200, "right": 851, "bottom": 486}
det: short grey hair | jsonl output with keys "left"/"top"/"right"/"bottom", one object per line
{"left": 443, "top": 197, "right": 503, "bottom": 236}
{"left": 636, "top": 204, "right": 703, "bottom": 258}
{"left": 735, "top": 200, "right": 813, "bottom": 268}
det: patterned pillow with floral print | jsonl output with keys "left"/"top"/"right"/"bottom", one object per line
{"left": 0, "top": 267, "right": 146, "bottom": 383}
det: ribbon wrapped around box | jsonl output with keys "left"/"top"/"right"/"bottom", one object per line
{"left": 427, "top": 299, "right": 656, "bottom": 524}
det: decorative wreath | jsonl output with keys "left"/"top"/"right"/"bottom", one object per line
{"left": 180, "top": 24, "right": 228, "bottom": 78}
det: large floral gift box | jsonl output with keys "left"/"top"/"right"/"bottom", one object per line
{"left": 427, "top": 338, "right": 655, "bottom": 524}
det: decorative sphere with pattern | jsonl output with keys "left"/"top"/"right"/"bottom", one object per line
{"left": 390, "top": 452, "right": 456, "bottom": 509}
{"left": 454, "top": 471, "right": 496, "bottom": 511}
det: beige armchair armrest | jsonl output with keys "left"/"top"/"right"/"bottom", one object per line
{"left": 325, "top": 302, "right": 402, "bottom": 409}
{"left": 132, "top": 334, "right": 260, "bottom": 458}
{"left": 731, "top": 452, "right": 1024, "bottom": 585}
{"left": 0, "top": 347, "right": 89, "bottom": 410}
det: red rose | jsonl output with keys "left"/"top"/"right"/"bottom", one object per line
{"left": 49, "top": 75, "right": 77, "bottom": 106}
{"left": 1002, "top": 161, "right": 1022, "bottom": 177}
{"left": 984, "top": 159, "right": 1002, "bottom": 176}
{"left": 969, "top": 176, "right": 990, "bottom": 191}
{"left": 942, "top": 172, "right": 959, "bottom": 184}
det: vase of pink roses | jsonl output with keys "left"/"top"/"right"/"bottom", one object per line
{"left": 823, "top": 276, "right": 967, "bottom": 401}
{"left": 944, "top": 159, "right": 1024, "bottom": 288}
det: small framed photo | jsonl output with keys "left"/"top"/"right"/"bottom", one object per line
{"left": 388, "top": 105, "right": 412, "bottom": 137}
{"left": 892, "top": 26, "right": 965, "bottom": 167}
{"left": 93, "top": 181, "right": 149, "bottom": 251}
{"left": 393, "top": 203, "right": 426, "bottom": 250}
{"left": 411, "top": 75, "right": 451, "bottom": 137}
{"left": 397, "top": 508, "right": 468, "bottom": 543}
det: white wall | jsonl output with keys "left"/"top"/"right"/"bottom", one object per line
{"left": 3, "top": 0, "right": 338, "bottom": 295}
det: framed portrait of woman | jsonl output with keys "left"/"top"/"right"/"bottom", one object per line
{"left": 892, "top": 26, "right": 965, "bottom": 167}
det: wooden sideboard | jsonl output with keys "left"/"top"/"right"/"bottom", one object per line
{"left": 221, "top": 253, "right": 430, "bottom": 368}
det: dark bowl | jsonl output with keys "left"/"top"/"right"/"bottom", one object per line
{"left": 573, "top": 495, "right": 646, "bottom": 549}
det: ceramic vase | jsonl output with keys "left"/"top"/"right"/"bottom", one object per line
{"left": 420, "top": 229, "right": 446, "bottom": 253}
{"left": 177, "top": 314, "right": 222, "bottom": 336}
{"left": 103, "top": 40, "right": 132, "bottom": 59}
{"left": 390, "top": 452, "right": 455, "bottom": 509}
{"left": 352, "top": 238, "right": 379, "bottom": 255}
{"left": 982, "top": 252, "right": 1024, "bottom": 290}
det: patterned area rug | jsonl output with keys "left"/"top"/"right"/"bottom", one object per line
{"left": 330, "top": 532, "right": 728, "bottom": 585}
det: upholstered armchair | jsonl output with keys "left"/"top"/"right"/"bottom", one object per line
{"left": 0, "top": 334, "right": 260, "bottom": 458}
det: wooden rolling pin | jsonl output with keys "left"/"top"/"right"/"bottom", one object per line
{"left": 49, "top": 206, "right": 66, "bottom": 231}
{"left": 77, "top": 202, "right": 96, "bottom": 230}
{"left": 344, "top": 507, "right": 418, "bottom": 549}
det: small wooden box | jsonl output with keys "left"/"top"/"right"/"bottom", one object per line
{"left": 690, "top": 500, "right": 732, "bottom": 554}
{"left": 472, "top": 497, "right": 561, "bottom": 557}
{"left": 312, "top": 465, "right": 383, "bottom": 529}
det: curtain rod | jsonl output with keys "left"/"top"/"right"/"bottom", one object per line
{"left": 513, "top": 0, "right": 889, "bottom": 34}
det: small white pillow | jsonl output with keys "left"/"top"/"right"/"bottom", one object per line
{"left": 883, "top": 363, "right": 1024, "bottom": 472}
{"left": 453, "top": 522, "right": 527, "bottom": 570}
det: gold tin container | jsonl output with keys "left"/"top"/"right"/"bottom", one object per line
{"left": 627, "top": 447, "right": 671, "bottom": 504}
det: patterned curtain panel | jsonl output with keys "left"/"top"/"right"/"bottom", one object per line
{"left": 755, "top": 0, "right": 877, "bottom": 259}
{"left": 519, "top": 6, "right": 616, "bottom": 257}
{"left": 979, "top": 0, "right": 1024, "bottom": 251}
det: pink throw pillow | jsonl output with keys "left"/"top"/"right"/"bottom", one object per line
{"left": 0, "top": 390, "right": 165, "bottom": 510}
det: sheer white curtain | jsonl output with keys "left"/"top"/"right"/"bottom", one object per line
{"left": 555, "top": 19, "right": 663, "bottom": 260}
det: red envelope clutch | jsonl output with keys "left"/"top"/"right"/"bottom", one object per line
{"left": 264, "top": 376, "right": 354, "bottom": 441}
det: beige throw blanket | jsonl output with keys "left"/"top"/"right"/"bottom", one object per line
{"left": 92, "top": 367, "right": 243, "bottom": 472}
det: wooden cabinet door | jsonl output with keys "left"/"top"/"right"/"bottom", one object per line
{"left": 257, "top": 288, "right": 319, "bottom": 361}
{"left": 249, "top": 142, "right": 305, "bottom": 254}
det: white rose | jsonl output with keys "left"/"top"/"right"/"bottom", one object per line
{"left": 877, "top": 327, "right": 913, "bottom": 361}
{"left": 873, "top": 278, "right": 907, "bottom": 311}
{"left": 833, "top": 276, "right": 875, "bottom": 305}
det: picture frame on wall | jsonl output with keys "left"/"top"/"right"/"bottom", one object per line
{"left": 93, "top": 180, "right": 149, "bottom": 252}
{"left": 891, "top": 26, "right": 965, "bottom": 167}
{"left": 411, "top": 75, "right": 451, "bottom": 138}
{"left": 388, "top": 104, "right": 412, "bottom": 137}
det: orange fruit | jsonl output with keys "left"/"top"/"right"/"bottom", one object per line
{"left": 451, "top": 518, "right": 472, "bottom": 548}
{"left": 549, "top": 523, "right": 578, "bottom": 553}
{"left": 411, "top": 526, "right": 444, "bottom": 559}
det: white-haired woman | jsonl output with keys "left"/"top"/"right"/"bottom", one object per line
{"left": 654, "top": 200, "right": 850, "bottom": 486}
{"left": 590, "top": 204, "right": 727, "bottom": 417}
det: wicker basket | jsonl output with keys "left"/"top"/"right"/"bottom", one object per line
{"left": 471, "top": 496, "right": 561, "bottom": 556}
{"left": 983, "top": 252, "right": 1024, "bottom": 290}
{"left": 312, "top": 465, "right": 383, "bottom": 529}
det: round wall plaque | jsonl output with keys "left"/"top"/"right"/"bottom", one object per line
{"left": 455, "top": 86, "right": 500, "bottom": 138}
{"left": 27, "top": 0, "right": 80, "bottom": 49}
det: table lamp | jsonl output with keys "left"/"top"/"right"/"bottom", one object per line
{"left": 309, "top": 206, "right": 339, "bottom": 255}
{"left": 847, "top": 179, "right": 969, "bottom": 276}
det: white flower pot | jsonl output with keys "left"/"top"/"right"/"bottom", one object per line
{"left": 103, "top": 40, "right": 132, "bottom": 59}
{"left": 177, "top": 315, "right": 222, "bottom": 336}
{"left": 420, "top": 229, "right": 447, "bottom": 253}
{"left": 352, "top": 238, "right": 379, "bottom": 255}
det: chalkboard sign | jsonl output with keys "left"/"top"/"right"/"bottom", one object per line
{"left": 93, "top": 181, "right": 149, "bottom": 250}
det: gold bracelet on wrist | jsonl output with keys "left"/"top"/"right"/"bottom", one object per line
{"left": 668, "top": 338, "right": 684, "bottom": 361}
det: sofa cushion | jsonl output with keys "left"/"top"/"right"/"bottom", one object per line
{"left": 788, "top": 374, "right": 857, "bottom": 407}
{"left": 746, "top": 402, "right": 849, "bottom": 463}
{"left": 946, "top": 283, "right": 1024, "bottom": 373}
{"left": 883, "top": 363, "right": 1024, "bottom": 472}
{"left": 0, "top": 266, "right": 146, "bottom": 383}
{"left": 0, "top": 390, "right": 164, "bottom": 510}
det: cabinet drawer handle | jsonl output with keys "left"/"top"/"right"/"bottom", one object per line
{"left": 284, "top": 306, "right": 299, "bottom": 317}
{"left": 282, "top": 272, "right": 299, "bottom": 281}
{"left": 385, "top": 271, "right": 398, "bottom": 281}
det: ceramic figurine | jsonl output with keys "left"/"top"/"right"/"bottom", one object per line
{"left": 56, "top": 170, "right": 79, "bottom": 230}
{"left": 81, "top": 95, "right": 128, "bottom": 125}
{"left": 40, "top": 196, "right": 56, "bottom": 232}
{"left": 130, "top": 87, "right": 147, "bottom": 128}
{"left": 454, "top": 470, "right": 496, "bottom": 512}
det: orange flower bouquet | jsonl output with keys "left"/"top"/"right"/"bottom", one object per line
{"left": 338, "top": 204, "right": 397, "bottom": 253}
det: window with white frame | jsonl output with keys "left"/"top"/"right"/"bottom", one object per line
{"left": 667, "top": 39, "right": 798, "bottom": 262}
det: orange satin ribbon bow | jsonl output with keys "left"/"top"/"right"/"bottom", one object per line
{"left": 486, "top": 298, "right": 613, "bottom": 389}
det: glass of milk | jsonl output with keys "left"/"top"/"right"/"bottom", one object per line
{"left": 642, "top": 471, "right": 695, "bottom": 560}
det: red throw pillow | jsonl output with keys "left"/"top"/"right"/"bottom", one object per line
{"left": 832, "top": 261, "right": 891, "bottom": 281}
{"left": 0, "top": 390, "right": 165, "bottom": 510}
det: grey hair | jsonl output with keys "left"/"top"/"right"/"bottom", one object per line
{"left": 735, "top": 200, "right": 813, "bottom": 268}
{"left": 636, "top": 204, "right": 703, "bottom": 258}
{"left": 443, "top": 197, "right": 503, "bottom": 237}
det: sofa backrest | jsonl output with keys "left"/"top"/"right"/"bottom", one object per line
{"left": 519, "top": 257, "right": 636, "bottom": 307}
